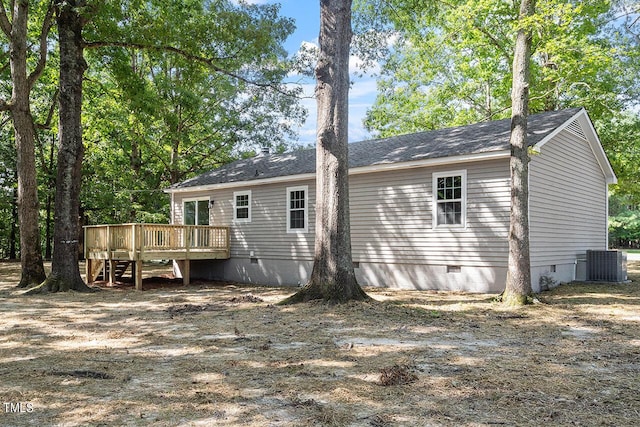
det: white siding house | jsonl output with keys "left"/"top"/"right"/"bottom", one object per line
{"left": 166, "top": 108, "right": 616, "bottom": 293}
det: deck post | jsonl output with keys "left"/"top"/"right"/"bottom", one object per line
{"left": 140, "top": 224, "right": 145, "bottom": 259}
{"left": 186, "top": 226, "right": 191, "bottom": 257}
{"left": 106, "top": 225, "right": 112, "bottom": 284}
{"left": 135, "top": 261, "right": 143, "bottom": 291}
{"left": 183, "top": 260, "right": 190, "bottom": 286}
{"left": 132, "top": 224, "right": 138, "bottom": 260}
{"left": 106, "top": 225, "right": 111, "bottom": 258}
{"left": 109, "top": 259, "right": 117, "bottom": 284}
{"left": 83, "top": 224, "right": 88, "bottom": 260}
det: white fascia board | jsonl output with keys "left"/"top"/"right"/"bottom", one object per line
{"left": 164, "top": 172, "right": 317, "bottom": 194}
{"left": 164, "top": 150, "right": 510, "bottom": 194}
{"left": 577, "top": 112, "right": 617, "bottom": 185}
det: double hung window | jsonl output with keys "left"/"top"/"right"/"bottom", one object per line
{"left": 433, "top": 171, "right": 466, "bottom": 228}
{"left": 287, "top": 186, "right": 308, "bottom": 233}
{"left": 233, "top": 191, "right": 251, "bottom": 223}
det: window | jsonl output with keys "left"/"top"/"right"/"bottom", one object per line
{"left": 183, "top": 198, "right": 210, "bottom": 225}
{"left": 433, "top": 170, "right": 466, "bottom": 228}
{"left": 287, "top": 185, "right": 308, "bottom": 233}
{"left": 233, "top": 190, "right": 251, "bottom": 223}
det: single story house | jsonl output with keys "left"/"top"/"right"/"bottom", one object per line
{"left": 165, "top": 107, "right": 617, "bottom": 293}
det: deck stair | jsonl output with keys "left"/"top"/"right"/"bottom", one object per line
{"left": 95, "top": 261, "right": 132, "bottom": 281}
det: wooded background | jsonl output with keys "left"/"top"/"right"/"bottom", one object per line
{"left": 1, "top": 0, "right": 639, "bottom": 260}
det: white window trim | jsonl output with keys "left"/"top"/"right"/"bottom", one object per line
{"left": 286, "top": 185, "right": 308, "bottom": 233}
{"left": 182, "top": 197, "right": 210, "bottom": 225}
{"left": 233, "top": 190, "right": 252, "bottom": 223}
{"left": 432, "top": 170, "right": 467, "bottom": 229}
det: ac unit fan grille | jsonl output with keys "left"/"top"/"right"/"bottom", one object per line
{"left": 586, "top": 250, "right": 627, "bottom": 282}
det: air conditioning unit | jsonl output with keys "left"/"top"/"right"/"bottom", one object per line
{"left": 586, "top": 250, "right": 627, "bottom": 282}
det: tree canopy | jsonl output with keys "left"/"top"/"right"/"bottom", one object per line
{"left": 1, "top": 0, "right": 305, "bottom": 252}
{"left": 80, "top": 0, "right": 304, "bottom": 225}
{"left": 358, "top": 0, "right": 638, "bottom": 134}
{"left": 355, "top": 0, "right": 640, "bottom": 206}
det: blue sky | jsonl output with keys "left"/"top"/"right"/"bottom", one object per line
{"left": 238, "top": 0, "right": 379, "bottom": 146}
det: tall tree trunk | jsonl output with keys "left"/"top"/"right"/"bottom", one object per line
{"left": 504, "top": 0, "right": 535, "bottom": 305}
{"left": 44, "top": 130, "right": 57, "bottom": 259}
{"left": 10, "top": 177, "right": 18, "bottom": 260}
{"left": 7, "top": 1, "right": 47, "bottom": 287}
{"left": 281, "top": 0, "right": 368, "bottom": 304}
{"left": 36, "top": 0, "right": 92, "bottom": 293}
{"left": 44, "top": 192, "right": 53, "bottom": 259}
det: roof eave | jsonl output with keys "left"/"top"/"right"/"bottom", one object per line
{"left": 164, "top": 149, "right": 511, "bottom": 194}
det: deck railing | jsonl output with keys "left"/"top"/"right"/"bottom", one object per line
{"left": 84, "top": 223, "right": 230, "bottom": 260}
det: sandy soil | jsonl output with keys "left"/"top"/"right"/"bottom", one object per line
{"left": 1, "top": 261, "right": 639, "bottom": 426}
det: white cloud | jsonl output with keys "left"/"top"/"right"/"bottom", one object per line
{"left": 349, "top": 54, "right": 381, "bottom": 75}
{"left": 286, "top": 39, "right": 379, "bottom": 147}
{"left": 300, "top": 40, "right": 319, "bottom": 50}
{"left": 350, "top": 79, "right": 378, "bottom": 100}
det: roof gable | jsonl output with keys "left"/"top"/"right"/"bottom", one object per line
{"left": 169, "top": 108, "right": 615, "bottom": 191}
{"left": 532, "top": 109, "right": 616, "bottom": 184}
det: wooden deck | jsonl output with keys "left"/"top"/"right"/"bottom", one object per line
{"left": 84, "top": 224, "right": 230, "bottom": 290}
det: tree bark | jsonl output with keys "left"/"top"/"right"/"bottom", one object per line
{"left": 504, "top": 0, "right": 535, "bottom": 305}
{"left": 44, "top": 130, "right": 57, "bottom": 260}
{"left": 281, "top": 0, "right": 368, "bottom": 304}
{"left": 36, "top": 0, "right": 92, "bottom": 293}
{"left": 44, "top": 192, "right": 53, "bottom": 259}
{"left": 6, "top": 1, "right": 47, "bottom": 287}
{"left": 9, "top": 176, "right": 18, "bottom": 260}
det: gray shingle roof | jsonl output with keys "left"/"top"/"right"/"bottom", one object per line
{"left": 170, "top": 108, "right": 582, "bottom": 189}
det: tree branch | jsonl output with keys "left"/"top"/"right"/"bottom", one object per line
{"left": 0, "top": 0, "right": 12, "bottom": 37}
{"left": 84, "top": 40, "right": 293, "bottom": 96}
{"left": 27, "top": 1, "right": 55, "bottom": 91}
{"left": 35, "top": 88, "right": 58, "bottom": 130}
{"left": 476, "top": 25, "right": 512, "bottom": 66}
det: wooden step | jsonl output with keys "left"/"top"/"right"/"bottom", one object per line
{"left": 96, "top": 261, "right": 132, "bottom": 281}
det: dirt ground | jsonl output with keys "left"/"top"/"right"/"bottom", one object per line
{"left": 1, "top": 261, "right": 639, "bottom": 426}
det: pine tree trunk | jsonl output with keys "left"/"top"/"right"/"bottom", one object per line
{"left": 281, "top": 0, "right": 368, "bottom": 304}
{"left": 504, "top": 0, "right": 535, "bottom": 305}
{"left": 37, "top": 0, "right": 92, "bottom": 293}
{"left": 10, "top": 2, "right": 47, "bottom": 287}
